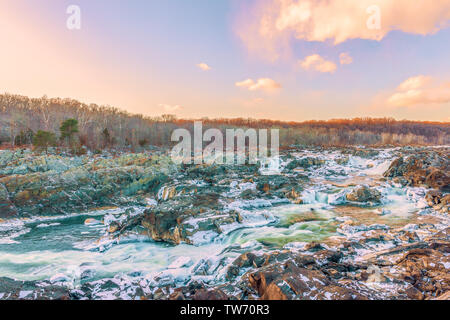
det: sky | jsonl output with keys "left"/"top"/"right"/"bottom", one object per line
{"left": 1, "top": 0, "right": 450, "bottom": 121}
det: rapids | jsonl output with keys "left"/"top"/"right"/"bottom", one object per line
{"left": 0, "top": 147, "right": 447, "bottom": 298}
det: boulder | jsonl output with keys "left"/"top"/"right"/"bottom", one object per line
{"left": 192, "top": 288, "right": 228, "bottom": 300}
{"left": 425, "top": 190, "right": 443, "bottom": 206}
{"left": 0, "top": 151, "right": 172, "bottom": 217}
{"left": 383, "top": 150, "right": 449, "bottom": 190}
{"left": 286, "top": 157, "right": 325, "bottom": 170}
{"left": 346, "top": 185, "right": 381, "bottom": 203}
{"left": 395, "top": 246, "right": 450, "bottom": 298}
{"left": 141, "top": 209, "right": 185, "bottom": 245}
{"left": 425, "top": 190, "right": 450, "bottom": 214}
{"left": 425, "top": 168, "right": 449, "bottom": 190}
{"left": 0, "top": 183, "right": 17, "bottom": 218}
{"left": 351, "top": 149, "right": 379, "bottom": 158}
{"left": 0, "top": 277, "right": 71, "bottom": 300}
{"left": 245, "top": 256, "right": 371, "bottom": 300}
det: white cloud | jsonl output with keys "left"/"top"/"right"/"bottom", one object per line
{"left": 397, "top": 75, "right": 431, "bottom": 91}
{"left": 159, "top": 104, "right": 182, "bottom": 112}
{"left": 387, "top": 76, "right": 450, "bottom": 107}
{"left": 299, "top": 54, "right": 337, "bottom": 73}
{"left": 236, "top": 79, "right": 255, "bottom": 88}
{"left": 235, "top": 78, "right": 282, "bottom": 91}
{"left": 339, "top": 52, "right": 353, "bottom": 65}
{"left": 236, "top": 0, "right": 450, "bottom": 61}
{"left": 196, "top": 63, "right": 211, "bottom": 71}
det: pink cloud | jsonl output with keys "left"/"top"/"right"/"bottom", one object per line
{"left": 235, "top": 0, "right": 450, "bottom": 61}
{"left": 236, "top": 78, "right": 282, "bottom": 91}
{"left": 339, "top": 52, "right": 353, "bottom": 65}
{"left": 299, "top": 54, "right": 337, "bottom": 73}
{"left": 196, "top": 63, "right": 211, "bottom": 71}
{"left": 387, "top": 76, "right": 450, "bottom": 107}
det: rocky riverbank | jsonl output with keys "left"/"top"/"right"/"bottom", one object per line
{"left": 0, "top": 146, "right": 448, "bottom": 300}
{"left": 0, "top": 149, "right": 174, "bottom": 218}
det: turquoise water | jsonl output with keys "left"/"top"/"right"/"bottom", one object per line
{"left": 0, "top": 203, "right": 340, "bottom": 283}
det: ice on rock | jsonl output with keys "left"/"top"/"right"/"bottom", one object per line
{"left": 301, "top": 190, "right": 317, "bottom": 204}
{"left": 168, "top": 257, "right": 194, "bottom": 269}
{"left": 188, "top": 230, "right": 219, "bottom": 246}
{"left": 36, "top": 223, "right": 61, "bottom": 228}
{"left": 284, "top": 242, "right": 309, "bottom": 251}
{"left": 327, "top": 190, "right": 347, "bottom": 205}
{"left": 50, "top": 273, "right": 71, "bottom": 284}
{"left": 230, "top": 181, "right": 238, "bottom": 188}
{"left": 146, "top": 198, "right": 158, "bottom": 206}
{"left": 18, "top": 291, "right": 33, "bottom": 299}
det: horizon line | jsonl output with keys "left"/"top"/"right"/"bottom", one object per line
{"left": 2, "top": 91, "right": 449, "bottom": 125}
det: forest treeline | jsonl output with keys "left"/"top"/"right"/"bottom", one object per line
{"left": 1, "top": 93, "right": 449, "bottom": 151}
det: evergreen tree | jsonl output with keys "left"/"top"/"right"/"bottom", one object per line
{"left": 33, "top": 130, "right": 56, "bottom": 154}
{"left": 101, "top": 128, "right": 111, "bottom": 148}
{"left": 60, "top": 119, "right": 79, "bottom": 146}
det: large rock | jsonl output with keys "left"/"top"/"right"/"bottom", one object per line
{"left": 139, "top": 200, "right": 242, "bottom": 245}
{"left": 239, "top": 251, "right": 372, "bottom": 300}
{"left": 192, "top": 288, "right": 228, "bottom": 300}
{"left": 142, "top": 209, "right": 185, "bottom": 244}
{"left": 255, "top": 174, "right": 305, "bottom": 199}
{"left": 351, "top": 149, "right": 379, "bottom": 158}
{"left": 0, "top": 277, "right": 71, "bottom": 300}
{"left": 395, "top": 246, "right": 450, "bottom": 299}
{"left": 425, "top": 190, "right": 449, "bottom": 214}
{"left": 0, "top": 151, "right": 172, "bottom": 217}
{"left": 346, "top": 185, "right": 381, "bottom": 203}
{"left": 383, "top": 149, "right": 449, "bottom": 190}
{"left": 286, "top": 157, "right": 325, "bottom": 170}
{"left": 0, "top": 183, "right": 17, "bottom": 218}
